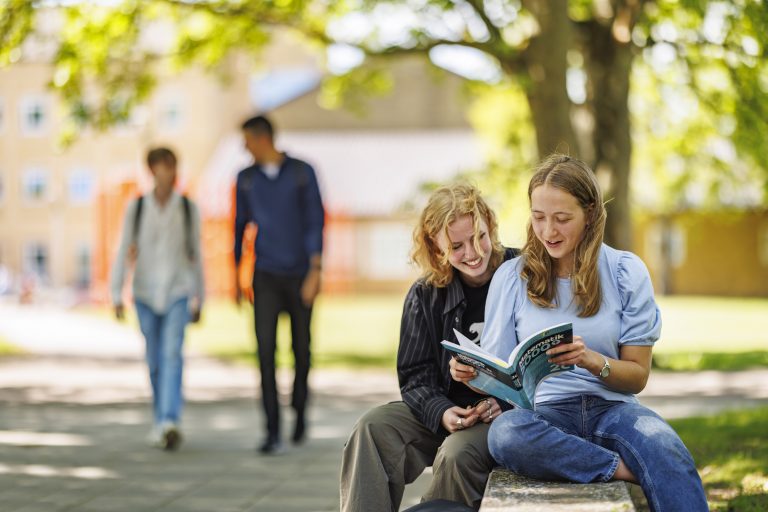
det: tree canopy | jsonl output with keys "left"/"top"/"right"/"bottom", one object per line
{"left": 2, "top": 0, "right": 767, "bottom": 248}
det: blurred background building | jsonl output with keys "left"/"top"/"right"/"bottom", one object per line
{"left": 0, "top": 31, "right": 485, "bottom": 302}
{"left": 1, "top": 15, "right": 767, "bottom": 302}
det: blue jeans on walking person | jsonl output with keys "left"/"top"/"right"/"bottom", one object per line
{"left": 488, "top": 395, "right": 708, "bottom": 512}
{"left": 135, "top": 298, "right": 189, "bottom": 426}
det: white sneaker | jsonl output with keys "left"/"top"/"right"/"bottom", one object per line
{"left": 146, "top": 426, "right": 164, "bottom": 448}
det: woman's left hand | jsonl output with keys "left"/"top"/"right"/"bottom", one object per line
{"left": 546, "top": 335, "right": 601, "bottom": 370}
{"left": 472, "top": 397, "right": 502, "bottom": 424}
{"left": 449, "top": 356, "right": 477, "bottom": 383}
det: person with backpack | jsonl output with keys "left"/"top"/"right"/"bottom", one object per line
{"left": 111, "top": 147, "right": 204, "bottom": 451}
{"left": 234, "top": 115, "right": 325, "bottom": 455}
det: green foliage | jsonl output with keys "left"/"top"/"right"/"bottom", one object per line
{"left": 465, "top": 80, "right": 536, "bottom": 238}
{"left": 0, "top": 0, "right": 34, "bottom": 66}
{"left": 671, "top": 407, "right": 768, "bottom": 511}
{"left": 318, "top": 64, "right": 393, "bottom": 114}
{"left": 0, "top": 338, "right": 22, "bottom": 356}
{"left": 632, "top": 0, "right": 768, "bottom": 210}
{"left": 53, "top": 3, "right": 156, "bottom": 143}
{"left": 1, "top": 0, "right": 767, "bottom": 206}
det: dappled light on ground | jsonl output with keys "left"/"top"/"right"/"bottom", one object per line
{"left": 0, "top": 463, "right": 118, "bottom": 479}
{"left": 0, "top": 431, "right": 92, "bottom": 447}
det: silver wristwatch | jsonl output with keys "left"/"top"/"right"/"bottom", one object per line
{"left": 598, "top": 357, "right": 611, "bottom": 379}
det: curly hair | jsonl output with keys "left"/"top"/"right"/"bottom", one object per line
{"left": 411, "top": 183, "right": 505, "bottom": 288}
{"left": 521, "top": 154, "right": 607, "bottom": 317}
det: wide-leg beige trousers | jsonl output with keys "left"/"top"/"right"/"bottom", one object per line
{"left": 340, "top": 402, "right": 494, "bottom": 512}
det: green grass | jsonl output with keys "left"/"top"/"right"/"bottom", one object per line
{"left": 185, "top": 295, "right": 403, "bottom": 368}
{"left": 183, "top": 294, "right": 768, "bottom": 371}
{"left": 653, "top": 296, "right": 768, "bottom": 371}
{"left": 671, "top": 407, "right": 768, "bottom": 511}
{"left": 71, "top": 293, "right": 768, "bottom": 371}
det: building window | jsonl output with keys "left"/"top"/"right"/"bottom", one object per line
{"left": 23, "top": 168, "right": 49, "bottom": 202}
{"left": 20, "top": 95, "right": 49, "bottom": 136}
{"left": 24, "top": 242, "right": 49, "bottom": 282}
{"left": 0, "top": 243, "right": 10, "bottom": 295}
{"left": 158, "top": 96, "right": 183, "bottom": 133}
{"left": 69, "top": 169, "right": 95, "bottom": 204}
{"left": 76, "top": 244, "right": 91, "bottom": 289}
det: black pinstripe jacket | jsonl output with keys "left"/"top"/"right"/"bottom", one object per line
{"left": 396, "top": 248, "right": 519, "bottom": 433}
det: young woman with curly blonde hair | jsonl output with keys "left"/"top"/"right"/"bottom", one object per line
{"left": 340, "top": 183, "right": 517, "bottom": 512}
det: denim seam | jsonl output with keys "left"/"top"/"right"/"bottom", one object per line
{"left": 604, "top": 452, "right": 620, "bottom": 483}
{"left": 593, "top": 429, "right": 661, "bottom": 511}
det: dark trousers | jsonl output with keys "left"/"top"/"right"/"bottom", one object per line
{"left": 252, "top": 269, "right": 312, "bottom": 439}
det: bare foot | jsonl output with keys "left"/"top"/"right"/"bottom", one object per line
{"left": 612, "top": 459, "right": 638, "bottom": 483}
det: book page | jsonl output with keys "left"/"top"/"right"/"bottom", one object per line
{"left": 452, "top": 329, "right": 509, "bottom": 367}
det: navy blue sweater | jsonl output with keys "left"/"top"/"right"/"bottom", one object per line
{"left": 234, "top": 155, "right": 325, "bottom": 277}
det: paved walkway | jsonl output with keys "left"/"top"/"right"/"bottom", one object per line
{"left": 1, "top": 301, "right": 767, "bottom": 511}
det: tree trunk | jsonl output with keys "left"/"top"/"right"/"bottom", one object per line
{"left": 521, "top": 0, "right": 579, "bottom": 157}
{"left": 583, "top": 21, "right": 636, "bottom": 250}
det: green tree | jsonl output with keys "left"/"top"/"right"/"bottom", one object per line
{"left": 2, "top": 0, "right": 767, "bottom": 249}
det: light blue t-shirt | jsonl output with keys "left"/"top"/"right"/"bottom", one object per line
{"left": 481, "top": 244, "right": 661, "bottom": 405}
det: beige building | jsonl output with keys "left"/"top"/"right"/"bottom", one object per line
{"left": 0, "top": 29, "right": 483, "bottom": 300}
{"left": 635, "top": 210, "right": 768, "bottom": 297}
{"left": 0, "top": 57, "right": 252, "bottom": 298}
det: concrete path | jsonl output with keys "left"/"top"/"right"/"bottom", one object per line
{"left": 1, "top": 301, "right": 767, "bottom": 511}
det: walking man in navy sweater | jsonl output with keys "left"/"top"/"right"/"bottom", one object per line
{"left": 234, "top": 115, "right": 325, "bottom": 454}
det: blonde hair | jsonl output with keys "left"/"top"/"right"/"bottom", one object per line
{"left": 521, "top": 154, "right": 607, "bottom": 317}
{"left": 411, "top": 183, "right": 505, "bottom": 287}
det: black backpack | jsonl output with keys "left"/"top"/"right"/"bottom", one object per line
{"left": 132, "top": 195, "right": 195, "bottom": 260}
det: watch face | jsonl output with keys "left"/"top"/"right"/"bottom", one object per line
{"left": 600, "top": 363, "right": 611, "bottom": 378}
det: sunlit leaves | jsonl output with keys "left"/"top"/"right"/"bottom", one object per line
{"left": 318, "top": 63, "right": 392, "bottom": 113}
{"left": 50, "top": 2, "right": 155, "bottom": 134}
{"left": 1, "top": 0, "right": 767, "bottom": 208}
{"left": 0, "top": 0, "right": 35, "bottom": 66}
{"left": 633, "top": 0, "right": 768, "bottom": 208}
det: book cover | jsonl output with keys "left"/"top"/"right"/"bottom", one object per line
{"left": 441, "top": 322, "right": 574, "bottom": 409}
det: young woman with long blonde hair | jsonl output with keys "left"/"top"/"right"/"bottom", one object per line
{"left": 451, "top": 154, "right": 707, "bottom": 511}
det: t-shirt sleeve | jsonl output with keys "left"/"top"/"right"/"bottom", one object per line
{"left": 481, "top": 259, "right": 520, "bottom": 359}
{"left": 617, "top": 252, "right": 662, "bottom": 346}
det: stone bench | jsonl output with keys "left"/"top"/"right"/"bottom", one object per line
{"left": 480, "top": 468, "right": 636, "bottom": 511}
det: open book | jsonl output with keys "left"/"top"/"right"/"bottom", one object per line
{"left": 441, "top": 323, "right": 574, "bottom": 409}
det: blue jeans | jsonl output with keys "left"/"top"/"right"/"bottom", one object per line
{"left": 488, "top": 396, "right": 708, "bottom": 512}
{"left": 135, "top": 298, "right": 189, "bottom": 426}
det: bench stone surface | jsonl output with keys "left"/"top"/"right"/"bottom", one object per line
{"left": 480, "top": 469, "right": 636, "bottom": 512}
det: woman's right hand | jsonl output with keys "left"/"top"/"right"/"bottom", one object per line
{"left": 441, "top": 406, "right": 480, "bottom": 433}
{"left": 449, "top": 356, "right": 477, "bottom": 383}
